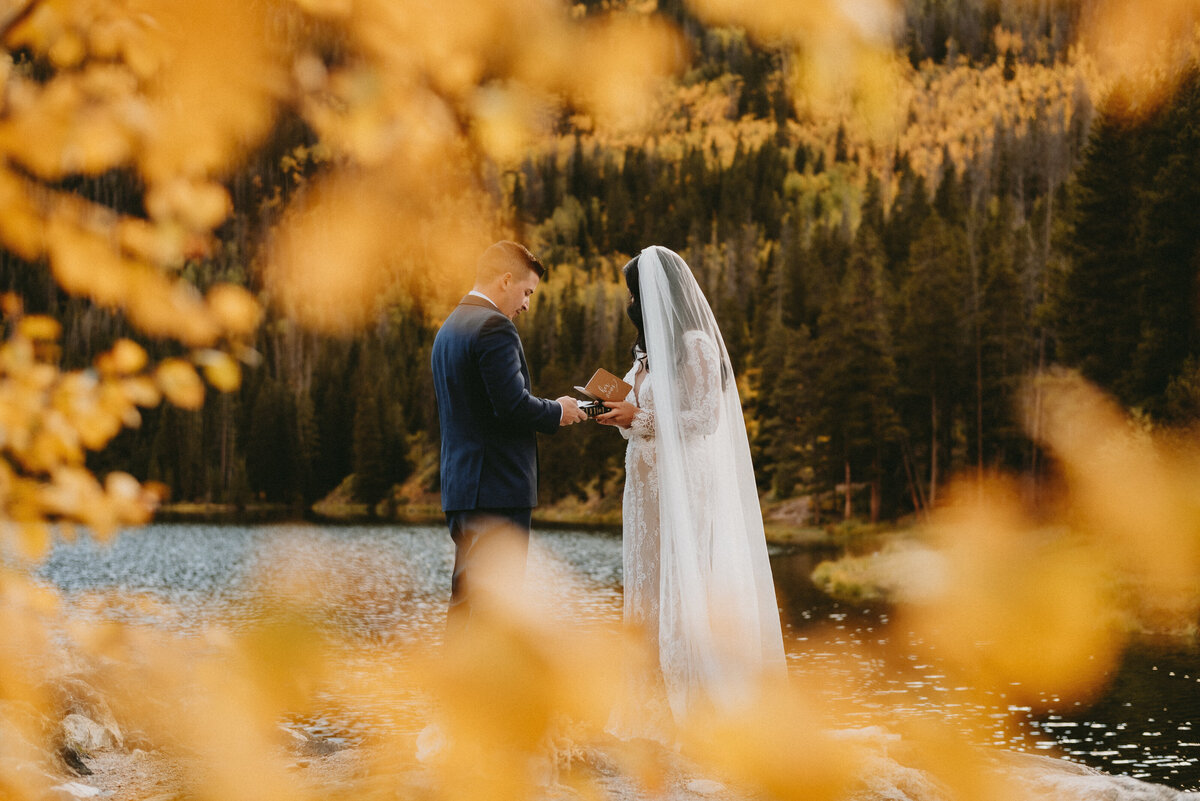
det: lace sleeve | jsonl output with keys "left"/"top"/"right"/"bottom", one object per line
{"left": 626, "top": 407, "right": 654, "bottom": 439}
{"left": 676, "top": 331, "right": 721, "bottom": 437}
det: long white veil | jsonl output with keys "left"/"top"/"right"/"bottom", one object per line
{"left": 635, "top": 246, "right": 787, "bottom": 717}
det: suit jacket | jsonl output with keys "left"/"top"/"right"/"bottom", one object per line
{"left": 432, "top": 295, "right": 561, "bottom": 512}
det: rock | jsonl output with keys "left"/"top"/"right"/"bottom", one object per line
{"left": 59, "top": 745, "right": 93, "bottom": 776}
{"left": 848, "top": 754, "right": 952, "bottom": 801}
{"left": 845, "top": 747, "right": 1200, "bottom": 801}
{"left": 543, "top": 781, "right": 583, "bottom": 800}
{"left": 529, "top": 752, "right": 556, "bottom": 788}
{"left": 121, "top": 728, "right": 157, "bottom": 752}
{"left": 685, "top": 778, "right": 726, "bottom": 795}
{"left": 276, "top": 723, "right": 342, "bottom": 757}
{"left": 61, "top": 714, "right": 121, "bottom": 754}
{"left": 998, "top": 751, "right": 1200, "bottom": 801}
{"left": 47, "top": 677, "right": 123, "bottom": 751}
{"left": 830, "top": 726, "right": 904, "bottom": 750}
{"left": 277, "top": 724, "right": 308, "bottom": 748}
{"left": 50, "top": 780, "right": 107, "bottom": 798}
{"left": 572, "top": 744, "right": 620, "bottom": 776}
{"left": 415, "top": 723, "right": 447, "bottom": 764}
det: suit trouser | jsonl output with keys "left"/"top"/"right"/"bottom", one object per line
{"left": 444, "top": 507, "right": 532, "bottom": 642}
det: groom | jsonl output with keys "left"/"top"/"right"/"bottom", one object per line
{"left": 431, "top": 240, "right": 586, "bottom": 638}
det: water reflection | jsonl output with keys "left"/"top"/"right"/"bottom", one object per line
{"left": 770, "top": 545, "right": 1200, "bottom": 790}
{"left": 29, "top": 523, "right": 1200, "bottom": 790}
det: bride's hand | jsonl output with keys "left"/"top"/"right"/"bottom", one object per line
{"left": 596, "top": 400, "right": 637, "bottom": 428}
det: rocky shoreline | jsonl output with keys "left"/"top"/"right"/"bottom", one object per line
{"left": 29, "top": 677, "right": 1200, "bottom": 801}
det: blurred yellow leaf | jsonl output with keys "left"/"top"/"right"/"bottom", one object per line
{"left": 0, "top": 292, "right": 22, "bottom": 318}
{"left": 685, "top": 691, "right": 861, "bottom": 801}
{"left": 16, "top": 520, "right": 51, "bottom": 562}
{"left": 96, "top": 339, "right": 148, "bottom": 375}
{"left": 121, "top": 375, "right": 162, "bottom": 407}
{"left": 907, "top": 478, "right": 1120, "bottom": 706}
{"left": 542, "top": 15, "right": 683, "bottom": 131}
{"left": 118, "top": 217, "right": 187, "bottom": 267}
{"left": 145, "top": 179, "right": 231, "bottom": 231}
{"left": 26, "top": 415, "right": 85, "bottom": 472}
{"left": 197, "top": 350, "right": 242, "bottom": 392}
{"left": 291, "top": 0, "right": 353, "bottom": 17}
{"left": 142, "top": 480, "right": 169, "bottom": 505}
{"left": 206, "top": 284, "right": 262, "bottom": 337}
{"left": 1080, "top": 0, "right": 1200, "bottom": 115}
{"left": 265, "top": 172, "right": 400, "bottom": 333}
{"left": 99, "top": 378, "right": 143, "bottom": 429}
{"left": 17, "top": 316, "right": 62, "bottom": 342}
{"left": 105, "top": 470, "right": 153, "bottom": 526}
{"left": 136, "top": 0, "right": 288, "bottom": 184}
{"left": 1025, "top": 370, "right": 1200, "bottom": 629}
{"left": 155, "top": 358, "right": 205, "bottom": 409}
{"left": 126, "top": 275, "right": 221, "bottom": 347}
{"left": 74, "top": 408, "right": 123, "bottom": 451}
{"left": 0, "top": 169, "right": 49, "bottom": 260}
{"left": 48, "top": 220, "right": 134, "bottom": 309}
{"left": 470, "top": 83, "right": 547, "bottom": 164}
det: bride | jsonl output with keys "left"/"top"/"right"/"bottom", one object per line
{"left": 596, "top": 245, "right": 786, "bottom": 736}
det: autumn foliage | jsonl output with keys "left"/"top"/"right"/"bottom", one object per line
{"left": 0, "top": 0, "right": 1199, "bottom": 800}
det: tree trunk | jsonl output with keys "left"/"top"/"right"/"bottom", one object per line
{"left": 902, "top": 437, "right": 927, "bottom": 518}
{"left": 929, "top": 392, "right": 939, "bottom": 507}
{"left": 1031, "top": 154, "right": 1059, "bottom": 482}
{"left": 843, "top": 459, "right": 853, "bottom": 521}
{"left": 975, "top": 294, "right": 984, "bottom": 482}
{"left": 968, "top": 207, "right": 984, "bottom": 484}
{"left": 870, "top": 455, "right": 881, "bottom": 524}
{"left": 219, "top": 400, "right": 230, "bottom": 500}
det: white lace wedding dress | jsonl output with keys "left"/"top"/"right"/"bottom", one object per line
{"left": 610, "top": 334, "right": 720, "bottom": 739}
{"left": 606, "top": 247, "right": 787, "bottom": 743}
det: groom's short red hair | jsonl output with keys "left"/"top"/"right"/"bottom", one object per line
{"left": 477, "top": 240, "right": 545, "bottom": 281}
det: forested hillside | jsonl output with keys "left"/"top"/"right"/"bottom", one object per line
{"left": 7, "top": 0, "right": 1199, "bottom": 523}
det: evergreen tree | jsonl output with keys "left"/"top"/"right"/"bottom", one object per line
{"left": 246, "top": 379, "right": 292, "bottom": 503}
{"left": 352, "top": 392, "right": 389, "bottom": 513}
{"left": 895, "top": 214, "right": 968, "bottom": 507}
{"left": 808, "top": 230, "right": 902, "bottom": 522}
{"left": 1055, "top": 91, "right": 1145, "bottom": 402}
{"left": 1128, "top": 70, "right": 1200, "bottom": 410}
{"left": 764, "top": 323, "right": 815, "bottom": 500}
{"left": 293, "top": 390, "right": 320, "bottom": 504}
{"left": 976, "top": 197, "right": 1030, "bottom": 469}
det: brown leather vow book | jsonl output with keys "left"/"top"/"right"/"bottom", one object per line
{"left": 574, "top": 368, "right": 633, "bottom": 418}
{"left": 574, "top": 368, "right": 632, "bottom": 402}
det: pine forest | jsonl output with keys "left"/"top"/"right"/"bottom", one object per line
{"left": 6, "top": 0, "right": 1200, "bottom": 527}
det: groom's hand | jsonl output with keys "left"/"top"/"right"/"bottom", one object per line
{"left": 556, "top": 396, "right": 587, "bottom": 425}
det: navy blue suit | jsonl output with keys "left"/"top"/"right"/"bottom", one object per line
{"left": 431, "top": 295, "right": 561, "bottom": 635}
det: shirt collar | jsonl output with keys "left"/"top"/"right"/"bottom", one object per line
{"left": 468, "top": 289, "right": 500, "bottom": 310}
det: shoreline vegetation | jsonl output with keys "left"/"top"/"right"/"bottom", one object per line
{"left": 152, "top": 460, "right": 907, "bottom": 547}
{"left": 155, "top": 494, "right": 892, "bottom": 547}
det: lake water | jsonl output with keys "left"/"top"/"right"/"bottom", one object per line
{"left": 30, "top": 522, "right": 1200, "bottom": 790}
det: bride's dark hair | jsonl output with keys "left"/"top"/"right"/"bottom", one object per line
{"left": 629, "top": 247, "right": 731, "bottom": 390}
{"left": 622, "top": 256, "right": 648, "bottom": 368}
